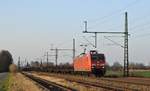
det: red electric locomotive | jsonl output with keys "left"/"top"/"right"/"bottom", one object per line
{"left": 73, "top": 50, "right": 106, "bottom": 76}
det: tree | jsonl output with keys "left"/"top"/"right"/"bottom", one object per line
{"left": 129, "top": 62, "right": 136, "bottom": 69}
{"left": 148, "top": 62, "right": 150, "bottom": 69}
{"left": 0, "top": 50, "right": 13, "bottom": 72}
{"left": 105, "top": 62, "right": 111, "bottom": 70}
{"left": 129, "top": 62, "right": 146, "bottom": 69}
{"left": 30, "top": 61, "right": 40, "bottom": 68}
{"left": 111, "top": 62, "right": 123, "bottom": 71}
{"left": 135, "top": 63, "right": 145, "bottom": 69}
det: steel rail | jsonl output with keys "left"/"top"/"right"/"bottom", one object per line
{"left": 34, "top": 72, "right": 140, "bottom": 91}
{"left": 24, "top": 72, "right": 150, "bottom": 91}
{"left": 22, "top": 72, "right": 77, "bottom": 91}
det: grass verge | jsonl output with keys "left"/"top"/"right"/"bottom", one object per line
{"left": 130, "top": 71, "right": 150, "bottom": 77}
{"left": 105, "top": 70, "right": 150, "bottom": 78}
{"left": 105, "top": 70, "right": 123, "bottom": 77}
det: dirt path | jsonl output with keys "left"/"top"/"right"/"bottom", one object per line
{"left": 0, "top": 73, "right": 8, "bottom": 84}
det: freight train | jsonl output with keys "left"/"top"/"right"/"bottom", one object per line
{"left": 23, "top": 50, "right": 106, "bottom": 77}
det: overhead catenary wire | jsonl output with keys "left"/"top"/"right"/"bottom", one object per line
{"left": 103, "top": 15, "right": 150, "bottom": 37}
{"left": 105, "top": 15, "right": 150, "bottom": 31}
{"left": 109, "top": 4, "right": 150, "bottom": 33}
{"left": 130, "top": 21, "right": 150, "bottom": 32}
{"left": 55, "top": 39, "right": 72, "bottom": 48}
{"left": 102, "top": 12, "right": 150, "bottom": 31}
{"left": 87, "top": 0, "right": 140, "bottom": 29}
{"left": 104, "top": 36, "right": 124, "bottom": 48}
{"left": 87, "top": 13, "right": 124, "bottom": 30}
{"left": 131, "top": 32, "right": 150, "bottom": 39}
{"left": 130, "top": 25, "right": 150, "bottom": 36}
{"left": 82, "top": 36, "right": 95, "bottom": 48}
{"left": 89, "top": 0, "right": 140, "bottom": 23}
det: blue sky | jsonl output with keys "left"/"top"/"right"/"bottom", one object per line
{"left": 0, "top": 0, "right": 150, "bottom": 65}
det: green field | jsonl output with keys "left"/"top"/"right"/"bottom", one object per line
{"left": 130, "top": 71, "right": 150, "bottom": 77}
{"left": 105, "top": 70, "right": 123, "bottom": 77}
{"left": 105, "top": 70, "right": 150, "bottom": 77}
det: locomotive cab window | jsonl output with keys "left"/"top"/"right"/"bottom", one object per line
{"left": 91, "top": 54, "right": 105, "bottom": 61}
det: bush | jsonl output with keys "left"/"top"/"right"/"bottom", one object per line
{"left": 9, "top": 64, "right": 17, "bottom": 73}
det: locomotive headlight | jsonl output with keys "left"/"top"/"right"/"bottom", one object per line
{"left": 92, "top": 64, "right": 96, "bottom": 66}
{"left": 92, "top": 66, "right": 95, "bottom": 68}
{"left": 100, "top": 64, "right": 105, "bottom": 66}
{"left": 92, "top": 64, "right": 96, "bottom": 68}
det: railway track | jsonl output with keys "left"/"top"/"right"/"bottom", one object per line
{"left": 22, "top": 72, "right": 76, "bottom": 91}
{"left": 64, "top": 77, "right": 137, "bottom": 91}
{"left": 27, "top": 72, "right": 150, "bottom": 91}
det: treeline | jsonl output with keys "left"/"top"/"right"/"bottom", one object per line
{"left": 22, "top": 60, "right": 150, "bottom": 71}
{"left": 106, "top": 62, "right": 150, "bottom": 71}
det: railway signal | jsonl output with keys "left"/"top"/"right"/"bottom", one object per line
{"left": 83, "top": 12, "right": 129, "bottom": 77}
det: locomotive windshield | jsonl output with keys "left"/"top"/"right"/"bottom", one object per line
{"left": 91, "top": 54, "right": 105, "bottom": 61}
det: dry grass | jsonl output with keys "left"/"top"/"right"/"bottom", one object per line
{"left": 9, "top": 64, "right": 17, "bottom": 73}
{"left": 8, "top": 73, "right": 42, "bottom": 91}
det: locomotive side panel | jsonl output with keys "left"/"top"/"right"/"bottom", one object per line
{"left": 73, "top": 53, "right": 91, "bottom": 72}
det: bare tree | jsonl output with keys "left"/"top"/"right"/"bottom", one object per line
{"left": 30, "top": 61, "right": 40, "bottom": 68}
{"left": 111, "top": 62, "right": 123, "bottom": 71}
{"left": 129, "top": 62, "right": 136, "bottom": 69}
{"left": 135, "top": 63, "right": 145, "bottom": 69}
{"left": 129, "top": 62, "right": 146, "bottom": 69}
{"left": 105, "top": 62, "right": 111, "bottom": 70}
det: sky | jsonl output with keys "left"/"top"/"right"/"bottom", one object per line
{"left": 0, "top": 0, "right": 150, "bottom": 66}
